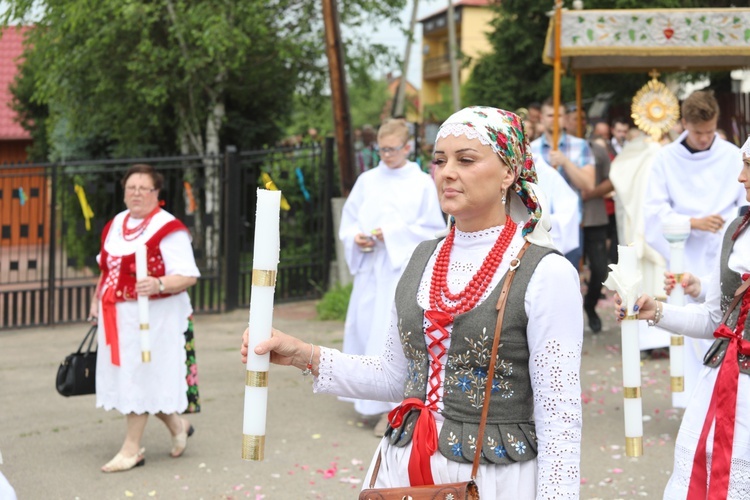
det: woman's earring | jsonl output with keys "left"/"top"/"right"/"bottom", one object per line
{"left": 501, "top": 189, "right": 506, "bottom": 204}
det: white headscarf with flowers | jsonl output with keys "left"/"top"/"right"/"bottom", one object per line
{"left": 436, "top": 106, "right": 556, "bottom": 250}
{"left": 742, "top": 136, "right": 750, "bottom": 157}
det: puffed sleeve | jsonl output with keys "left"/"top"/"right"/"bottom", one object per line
{"left": 160, "top": 229, "right": 201, "bottom": 277}
{"left": 525, "top": 253, "right": 583, "bottom": 499}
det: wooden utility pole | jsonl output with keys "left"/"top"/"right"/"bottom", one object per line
{"left": 322, "top": 0, "right": 356, "bottom": 196}
{"left": 447, "top": 0, "right": 461, "bottom": 112}
{"left": 393, "top": 0, "right": 420, "bottom": 117}
{"left": 552, "top": 0, "right": 563, "bottom": 151}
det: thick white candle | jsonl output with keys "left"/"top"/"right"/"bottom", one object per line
{"left": 616, "top": 244, "right": 643, "bottom": 456}
{"left": 243, "top": 189, "right": 281, "bottom": 461}
{"left": 664, "top": 221, "right": 688, "bottom": 399}
{"left": 135, "top": 245, "right": 151, "bottom": 362}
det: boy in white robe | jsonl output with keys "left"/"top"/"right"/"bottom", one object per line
{"left": 338, "top": 118, "right": 445, "bottom": 433}
{"left": 643, "top": 90, "right": 747, "bottom": 407}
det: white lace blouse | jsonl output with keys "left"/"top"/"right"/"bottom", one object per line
{"left": 314, "top": 222, "right": 583, "bottom": 498}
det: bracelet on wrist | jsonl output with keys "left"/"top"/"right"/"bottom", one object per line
{"left": 647, "top": 300, "right": 663, "bottom": 327}
{"left": 301, "top": 343, "right": 315, "bottom": 376}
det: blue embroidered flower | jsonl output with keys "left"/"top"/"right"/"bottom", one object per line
{"left": 491, "top": 379, "right": 501, "bottom": 393}
{"left": 451, "top": 442, "right": 463, "bottom": 456}
{"left": 457, "top": 376, "right": 471, "bottom": 392}
{"left": 473, "top": 367, "right": 487, "bottom": 379}
{"left": 513, "top": 441, "right": 527, "bottom": 454}
{"left": 493, "top": 445, "right": 508, "bottom": 458}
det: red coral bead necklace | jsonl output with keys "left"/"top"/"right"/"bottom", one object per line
{"left": 429, "top": 217, "right": 516, "bottom": 316}
{"left": 122, "top": 206, "right": 161, "bottom": 241}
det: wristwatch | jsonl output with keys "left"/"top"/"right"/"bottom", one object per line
{"left": 157, "top": 278, "right": 165, "bottom": 293}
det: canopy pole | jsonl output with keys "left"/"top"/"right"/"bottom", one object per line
{"left": 576, "top": 73, "right": 583, "bottom": 138}
{"left": 552, "top": 0, "right": 563, "bottom": 151}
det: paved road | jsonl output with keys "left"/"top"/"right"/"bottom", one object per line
{"left": 0, "top": 298, "right": 681, "bottom": 499}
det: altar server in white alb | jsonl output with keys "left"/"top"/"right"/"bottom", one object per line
{"left": 643, "top": 90, "right": 747, "bottom": 407}
{"left": 339, "top": 118, "right": 445, "bottom": 432}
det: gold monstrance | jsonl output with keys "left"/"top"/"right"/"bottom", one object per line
{"left": 631, "top": 70, "right": 680, "bottom": 142}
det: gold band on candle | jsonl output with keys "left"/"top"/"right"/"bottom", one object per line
{"left": 245, "top": 370, "right": 268, "bottom": 388}
{"left": 623, "top": 386, "right": 641, "bottom": 399}
{"left": 140, "top": 324, "right": 149, "bottom": 330}
{"left": 671, "top": 336, "right": 684, "bottom": 346}
{"left": 142, "top": 351, "right": 151, "bottom": 362}
{"left": 252, "top": 269, "right": 277, "bottom": 287}
{"left": 242, "top": 434, "right": 265, "bottom": 461}
{"left": 671, "top": 377, "right": 684, "bottom": 392}
{"left": 673, "top": 273, "right": 684, "bottom": 282}
{"left": 624, "top": 314, "right": 638, "bottom": 321}
{"left": 625, "top": 436, "right": 643, "bottom": 457}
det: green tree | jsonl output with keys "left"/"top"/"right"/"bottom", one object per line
{"left": 465, "top": 0, "right": 739, "bottom": 111}
{"left": 3, "top": 0, "right": 405, "bottom": 266}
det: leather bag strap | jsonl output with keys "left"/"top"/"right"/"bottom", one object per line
{"left": 368, "top": 241, "right": 533, "bottom": 487}
{"left": 471, "top": 241, "right": 530, "bottom": 479}
{"left": 719, "top": 279, "right": 750, "bottom": 326}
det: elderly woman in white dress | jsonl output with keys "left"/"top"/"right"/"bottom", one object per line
{"left": 89, "top": 164, "right": 201, "bottom": 472}
{"left": 242, "top": 107, "right": 583, "bottom": 498}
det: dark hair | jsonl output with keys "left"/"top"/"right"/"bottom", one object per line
{"left": 528, "top": 102, "right": 541, "bottom": 111}
{"left": 121, "top": 164, "right": 164, "bottom": 191}
{"left": 681, "top": 90, "right": 719, "bottom": 124}
{"left": 541, "top": 96, "right": 565, "bottom": 113}
{"left": 611, "top": 116, "right": 629, "bottom": 127}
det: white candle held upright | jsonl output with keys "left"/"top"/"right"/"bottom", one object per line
{"left": 663, "top": 220, "right": 690, "bottom": 399}
{"left": 603, "top": 244, "right": 643, "bottom": 457}
{"left": 242, "top": 189, "right": 281, "bottom": 461}
{"left": 135, "top": 245, "right": 151, "bottom": 363}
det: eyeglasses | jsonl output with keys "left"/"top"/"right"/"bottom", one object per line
{"left": 125, "top": 186, "right": 157, "bottom": 195}
{"left": 380, "top": 144, "right": 407, "bottom": 155}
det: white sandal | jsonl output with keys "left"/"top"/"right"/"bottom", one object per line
{"left": 101, "top": 448, "right": 145, "bottom": 473}
{"left": 171, "top": 420, "right": 194, "bottom": 458}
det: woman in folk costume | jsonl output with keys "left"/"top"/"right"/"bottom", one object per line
{"left": 616, "top": 138, "right": 750, "bottom": 499}
{"left": 338, "top": 118, "right": 445, "bottom": 431}
{"left": 89, "top": 164, "right": 201, "bottom": 472}
{"left": 242, "top": 107, "right": 583, "bottom": 498}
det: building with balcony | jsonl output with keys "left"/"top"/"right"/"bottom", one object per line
{"left": 419, "top": 0, "right": 493, "bottom": 119}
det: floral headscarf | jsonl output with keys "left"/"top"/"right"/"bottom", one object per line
{"left": 435, "top": 106, "right": 542, "bottom": 237}
{"left": 742, "top": 136, "right": 750, "bottom": 158}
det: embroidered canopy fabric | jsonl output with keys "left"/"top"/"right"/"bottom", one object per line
{"left": 543, "top": 8, "right": 750, "bottom": 73}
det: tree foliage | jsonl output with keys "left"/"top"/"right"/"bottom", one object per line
{"left": 2, "top": 0, "right": 405, "bottom": 159}
{"left": 464, "top": 0, "right": 740, "bottom": 114}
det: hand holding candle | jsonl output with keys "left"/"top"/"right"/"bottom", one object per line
{"left": 242, "top": 189, "right": 281, "bottom": 461}
{"left": 135, "top": 245, "right": 151, "bottom": 363}
{"left": 603, "top": 244, "right": 643, "bottom": 457}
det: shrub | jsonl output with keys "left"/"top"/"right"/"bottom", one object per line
{"left": 316, "top": 283, "right": 353, "bottom": 321}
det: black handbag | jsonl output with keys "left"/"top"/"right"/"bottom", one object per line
{"left": 56, "top": 325, "right": 98, "bottom": 397}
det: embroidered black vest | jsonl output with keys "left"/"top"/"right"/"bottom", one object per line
{"left": 387, "top": 237, "right": 556, "bottom": 465}
{"left": 703, "top": 217, "right": 750, "bottom": 373}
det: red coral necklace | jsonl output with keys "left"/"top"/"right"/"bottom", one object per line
{"left": 122, "top": 206, "right": 161, "bottom": 241}
{"left": 429, "top": 217, "right": 516, "bottom": 316}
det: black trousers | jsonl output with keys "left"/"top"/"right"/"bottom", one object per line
{"left": 607, "top": 213, "right": 618, "bottom": 264}
{"left": 583, "top": 224, "right": 609, "bottom": 311}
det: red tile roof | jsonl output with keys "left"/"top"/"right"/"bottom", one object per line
{"left": 0, "top": 26, "right": 31, "bottom": 140}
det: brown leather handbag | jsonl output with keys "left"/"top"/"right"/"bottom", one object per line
{"left": 358, "top": 243, "right": 531, "bottom": 500}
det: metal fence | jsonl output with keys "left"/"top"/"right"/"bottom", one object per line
{"left": 0, "top": 140, "right": 334, "bottom": 329}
